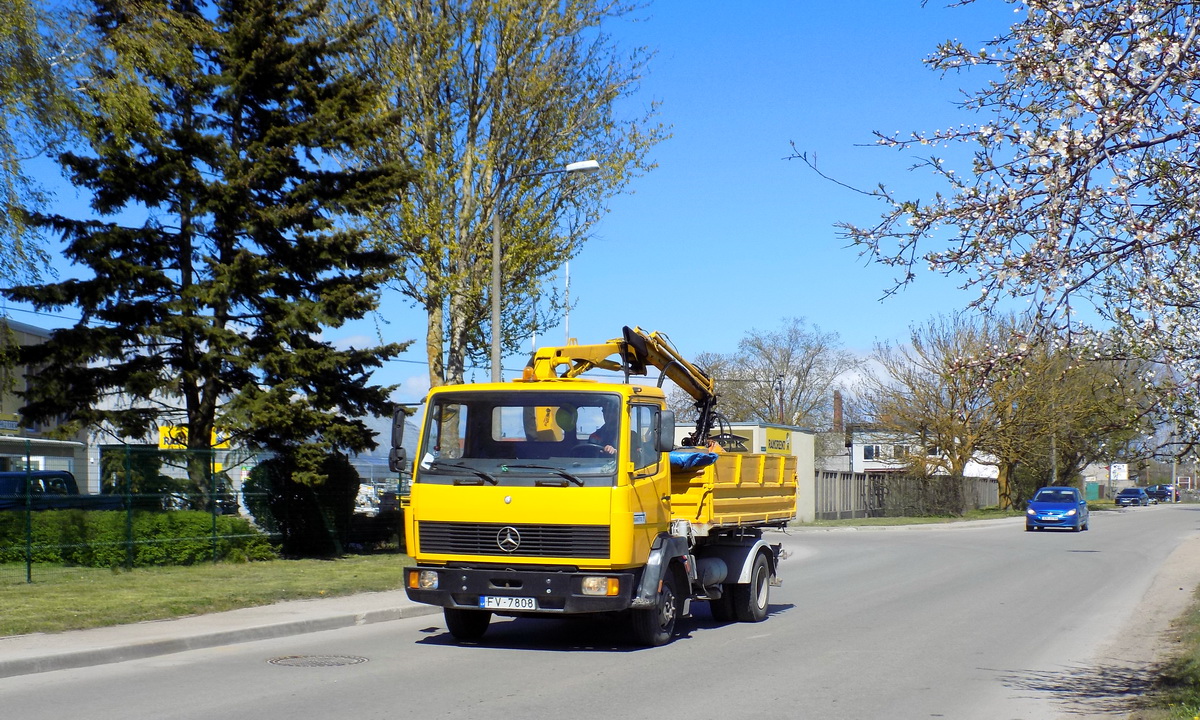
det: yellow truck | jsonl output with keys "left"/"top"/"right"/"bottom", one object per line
{"left": 389, "top": 327, "right": 797, "bottom": 646}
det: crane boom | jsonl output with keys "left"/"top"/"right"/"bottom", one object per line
{"left": 525, "top": 326, "right": 720, "bottom": 446}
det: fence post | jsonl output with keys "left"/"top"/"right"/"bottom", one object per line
{"left": 209, "top": 449, "right": 218, "bottom": 564}
{"left": 23, "top": 440, "right": 32, "bottom": 583}
{"left": 124, "top": 445, "right": 134, "bottom": 569}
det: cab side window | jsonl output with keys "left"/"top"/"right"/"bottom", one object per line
{"left": 630, "top": 405, "right": 660, "bottom": 474}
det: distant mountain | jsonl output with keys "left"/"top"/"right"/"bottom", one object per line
{"left": 356, "top": 413, "right": 419, "bottom": 460}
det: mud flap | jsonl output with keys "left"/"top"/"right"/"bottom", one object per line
{"left": 632, "top": 534, "right": 691, "bottom": 608}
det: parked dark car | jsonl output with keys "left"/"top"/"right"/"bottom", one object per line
{"left": 1114, "top": 487, "right": 1150, "bottom": 507}
{"left": 1146, "top": 484, "right": 1179, "bottom": 503}
{"left": 1026, "top": 486, "right": 1089, "bottom": 532}
{"left": 0, "top": 470, "right": 124, "bottom": 511}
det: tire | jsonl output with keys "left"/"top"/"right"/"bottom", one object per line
{"left": 632, "top": 567, "right": 681, "bottom": 646}
{"left": 1025, "top": 524, "right": 1034, "bottom": 532}
{"left": 444, "top": 608, "right": 491, "bottom": 641}
{"left": 733, "top": 553, "right": 771, "bottom": 623}
{"left": 709, "top": 586, "right": 735, "bottom": 622}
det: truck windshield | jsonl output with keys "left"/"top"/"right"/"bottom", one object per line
{"left": 415, "top": 391, "right": 621, "bottom": 487}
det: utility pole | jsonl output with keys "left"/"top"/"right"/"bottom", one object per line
{"left": 491, "top": 159, "right": 599, "bottom": 383}
{"left": 776, "top": 374, "right": 784, "bottom": 424}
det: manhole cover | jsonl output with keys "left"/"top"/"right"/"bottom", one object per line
{"left": 268, "top": 655, "right": 368, "bottom": 667}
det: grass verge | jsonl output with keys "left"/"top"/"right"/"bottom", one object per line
{"left": 792, "top": 507, "right": 1026, "bottom": 528}
{"left": 1130, "top": 590, "right": 1200, "bottom": 720}
{"left": 0, "top": 554, "right": 411, "bottom": 637}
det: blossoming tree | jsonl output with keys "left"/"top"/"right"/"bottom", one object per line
{"left": 799, "top": 1, "right": 1200, "bottom": 449}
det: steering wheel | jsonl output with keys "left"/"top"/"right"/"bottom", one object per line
{"left": 570, "top": 443, "right": 607, "bottom": 458}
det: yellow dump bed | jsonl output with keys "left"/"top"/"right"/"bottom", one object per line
{"left": 668, "top": 453, "right": 797, "bottom": 534}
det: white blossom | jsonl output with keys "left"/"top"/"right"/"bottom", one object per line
{"left": 800, "top": 0, "right": 1200, "bottom": 449}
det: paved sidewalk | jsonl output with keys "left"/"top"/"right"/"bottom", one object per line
{"left": 0, "top": 590, "right": 440, "bottom": 680}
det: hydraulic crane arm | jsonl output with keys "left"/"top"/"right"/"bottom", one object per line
{"left": 525, "top": 326, "right": 720, "bottom": 446}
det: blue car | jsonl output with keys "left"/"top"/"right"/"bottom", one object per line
{"left": 1026, "top": 486, "right": 1089, "bottom": 532}
{"left": 1114, "top": 487, "right": 1150, "bottom": 507}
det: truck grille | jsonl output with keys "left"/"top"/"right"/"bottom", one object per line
{"left": 418, "top": 522, "right": 610, "bottom": 558}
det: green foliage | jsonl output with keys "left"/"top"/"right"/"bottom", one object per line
{"left": 0, "top": 0, "right": 76, "bottom": 284}
{"left": 0, "top": 509, "right": 275, "bottom": 567}
{"left": 244, "top": 452, "right": 359, "bottom": 558}
{"left": 2, "top": 0, "right": 411, "bottom": 474}
{"left": 329, "top": 0, "right": 666, "bottom": 388}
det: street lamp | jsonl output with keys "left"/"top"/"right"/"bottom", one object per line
{"left": 491, "top": 159, "right": 600, "bottom": 383}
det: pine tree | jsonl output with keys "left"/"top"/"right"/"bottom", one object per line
{"left": 4, "top": 0, "right": 411, "bottom": 490}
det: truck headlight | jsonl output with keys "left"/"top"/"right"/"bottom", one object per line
{"left": 408, "top": 569, "right": 439, "bottom": 590}
{"left": 581, "top": 576, "right": 620, "bottom": 596}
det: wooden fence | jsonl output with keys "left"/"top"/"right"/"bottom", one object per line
{"left": 814, "top": 471, "right": 1000, "bottom": 520}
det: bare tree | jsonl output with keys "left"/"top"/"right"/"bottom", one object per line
{"left": 862, "top": 312, "right": 1151, "bottom": 507}
{"left": 860, "top": 314, "right": 999, "bottom": 481}
{"left": 668, "top": 318, "right": 859, "bottom": 429}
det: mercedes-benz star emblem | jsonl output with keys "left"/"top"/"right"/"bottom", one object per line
{"left": 496, "top": 526, "right": 521, "bottom": 553}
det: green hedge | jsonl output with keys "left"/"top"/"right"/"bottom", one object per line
{"left": 0, "top": 509, "right": 277, "bottom": 567}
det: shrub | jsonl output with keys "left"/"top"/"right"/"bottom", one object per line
{"left": 243, "top": 453, "right": 359, "bottom": 557}
{"left": 0, "top": 509, "right": 276, "bottom": 567}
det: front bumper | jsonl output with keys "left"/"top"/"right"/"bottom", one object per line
{"left": 1026, "top": 513, "right": 1081, "bottom": 529}
{"left": 404, "top": 566, "right": 641, "bottom": 614}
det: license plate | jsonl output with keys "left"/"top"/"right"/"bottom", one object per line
{"left": 480, "top": 596, "right": 537, "bottom": 610}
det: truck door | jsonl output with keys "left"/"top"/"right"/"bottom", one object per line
{"left": 629, "top": 404, "right": 670, "bottom": 547}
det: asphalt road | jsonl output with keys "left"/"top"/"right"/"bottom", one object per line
{"left": 3, "top": 505, "right": 1198, "bottom": 720}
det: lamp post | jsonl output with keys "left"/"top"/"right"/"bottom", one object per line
{"left": 491, "top": 159, "right": 600, "bottom": 383}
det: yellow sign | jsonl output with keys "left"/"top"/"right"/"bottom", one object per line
{"left": 765, "top": 428, "right": 792, "bottom": 455}
{"left": 0, "top": 413, "right": 18, "bottom": 436}
{"left": 158, "top": 426, "right": 231, "bottom": 450}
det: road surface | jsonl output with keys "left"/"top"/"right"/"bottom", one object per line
{"left": 3, "top": 504, "right": 1198, "bottom": 719}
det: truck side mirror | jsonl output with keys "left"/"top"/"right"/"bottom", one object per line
{"left": 656, "top": 411, "right": 675, "bottom": 453}
{"left": 392, "top": 406, "right": 406, "bottom": 448}
{"left": 389, "top": 447, "right": 408, "bottom": 474}
{"left": 389, "top": 406, "right": 408, "bottom": 473}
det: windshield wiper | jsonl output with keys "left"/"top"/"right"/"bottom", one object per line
{"left": 501, "top": 464, "right": 584, "bottom": 487}
{"left": 428, "top": 461, "right": 497, "bottom": 485}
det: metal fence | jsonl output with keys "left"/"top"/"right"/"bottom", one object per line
{"left": 0, "top": 443, "right": 406, "bottom": 584}
{"left": 814, "top": 470, "right": 1001, "bottom": 520}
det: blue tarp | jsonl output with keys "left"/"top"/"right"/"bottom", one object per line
{"left": 668, "top": 450, "right": 719, "bottom": 470}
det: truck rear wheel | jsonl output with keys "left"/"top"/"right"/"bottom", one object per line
{"left": 444, "top": 608, "right": 491, "bottom": 641}
{"left": 733, "top": 553, "right": 771, "bottom": 622}
{"left": 632, "top": 568, "right": 681, "bottom": 646}
{"left": 709, "top": 587, "right": 735, "bottom": 622}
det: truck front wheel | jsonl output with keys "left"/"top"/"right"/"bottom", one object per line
{"left": 444, "top": 608, "right": 491, "bottom": 641}
{"left": 632, "top": 568, "right": 681, "bottom": 646}
{"left": 732, "top": 553, "right": 771, "bottom": 622}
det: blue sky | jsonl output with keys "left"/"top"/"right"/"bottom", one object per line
{"left": 4, "top": 1, "right": 1025, "bottom": 404}
{"left": 378, "top": 0, "right": 1023, "bottom": 400}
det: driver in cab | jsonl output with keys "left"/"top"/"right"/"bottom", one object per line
{"left": 588, "top": 404, "right": 619, "bottom": 456}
